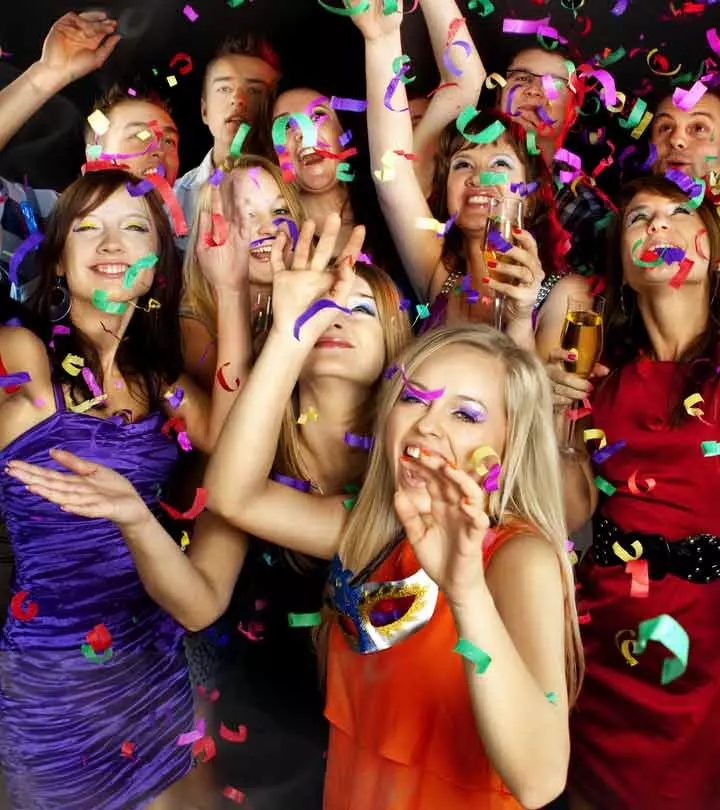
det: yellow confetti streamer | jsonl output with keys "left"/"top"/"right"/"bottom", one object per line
{"left": 484, "top": 72, "right": 507, "bottom": 89}
{"left": 470, "top": 445, "right": 498, "bottom": 476}
{"left": 615, "top": 629, "right": 640, "bottom": 667}
{"left": 612, "top": 540, "right": 643, "bottom": 563}
{"left": 61, "top": 354, "right": 85, "bottom": 377}
{"left": 606, "top": 91, "right": 626, "bottom": 114}
{"left": 136, "top": 129, "right": 153, "bottom": 142}
{"left": 68, "top": 395, "right": 108, "bottom": 414}
{"left": 297, "top": 406, "right": 319, "bottom": 425}
{"left": 684, "top": 392, "right": 705, "bottom": 418}
{"left": 373, "top": 150, "right": 397, "bottom": 183}
{"left": 415, "top": 217, "right": 446, "bottom": 235}
{"left": 630, "top": 111, "right": 654, "bottom": 139}
{"left": 166, "top": 75, "right": 178, "bottom": 88}
{"left": 583, "top": 428, "right": 607, "bottom": 449}
{"left": 180, "top": 531, "right": 190, "bottom": 550}
{"left": 87, "top": 109, "right": 110, "bottom": 136}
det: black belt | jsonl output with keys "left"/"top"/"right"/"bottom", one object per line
{"left": 592, "top": 516, "right": 720, "bottom": 583}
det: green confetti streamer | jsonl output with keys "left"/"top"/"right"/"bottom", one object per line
{"left": 317, "top": 0, "right": 370, "bottom": 15}
{"left": 687, "top": 178, "right": 706, "bottom": 210}
{"left": 336, "top": 162, "right": 355, "bottom": 182}
{"left": 468, "top": 0, "right": 495, "bottom": 15}
{"left": 288, "top": 612, "right": 322, "bottom": 627}
{"left": 545, "top": 691, "right": 559, "bottom": 704}
{"left": 456, "top": 107, "right": 506, "bottom": 144}
{"left": 382, "top": 0, "right": 399, "bottom": 12}
{"left": 597, "top": 47, "right": 626, "bottom": 67}
{"left": 701, "top": 440, "right": 720, "bottom": 457}
{"left": 229, "top": 122, "right": 252, "bottom": 158}
{"left": 92, "top": 291, "right": 128, "bottom": 315}
{"left": 453, "top": 638, "right": 492, "bottom": 674}
{"left": 526, "top": 131, "right": 540, "bottom": 155}
{"left": 122, "top": 253, "right": 158, "bottom": 289}
{"left": 271, "top": 113, "right": 317, "bottom": 152}
{"left": 86, "top": 145, "right": 102, "bottom": 160}
{"left": 478, "top": 171, "right": 509, "bottom": 186}
{"left": 343, "top": 496, "right": 358, "bottom": 510}
{"left": 227, "top": 0, "right": 246, "bottom": 6}
{"left": 594, "top": 475, "right": 617, "bottom": 496}
{"left": 392, "top": 54, "right": 416, "bottom": 84}
{"left": 631, "top": 239, "right": 665, "bottom": 268}
{"left": 618, "top": 98, "right": 648, "bottom": 130}
{"left": 633, "top": 614, "right": 689, "bottom": 685}
{"left": 81, "top": 643, "right": 113, "bottom": 664}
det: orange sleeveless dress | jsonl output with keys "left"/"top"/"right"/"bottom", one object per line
{"left": 324, "top": 524, "right": 528, "bottom": 810}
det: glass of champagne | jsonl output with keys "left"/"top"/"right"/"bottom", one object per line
{"left": 483, "top": 197, "right": 524, "bottom": 331}
{"left": 559, "top": 296, "right": 605, "bottom": 454}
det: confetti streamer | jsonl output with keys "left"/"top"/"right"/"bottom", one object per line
{"left": 293, "top": 300, "right": 352, "bottom": 341}
{"left": 584, "top": 428, "right": 607, "bottom": 448}
{"left": 591, "top": 439, "right": 627, "bottom": 464}
{"left": 612, "top": 540, "right": 643, "bottom": 563}
{"left": 701, "top": 440, "right": 720, "bottom": 457}
{"left": 120, "top": 741, "right": 135, "bottom": 758}
{"left": 594, "top": 475, "right": 617, "bottom": 496}
{"left": 345, "top": 432, "right": 373, "bottom": 450}
{"left": 443, "top": 41, "right": 472, "bottom": 77}
{"left": 545, "top": 691, "right": 559, "bottom": 704}
{"left": 122, "top": 253, "right": 158, "bottom": 289}
{"left": 288, "top": 612, "right": 322, "bottom": 627}
{"left": 81, "top": 643, "right": 113, "bottom": 664}
{"left": 297, "top": 406, "right": 319, "bottom": 425}
{"left": 87, "top": 109, "right": 110, "bottom": 136}
{"left": 626, "top": 559, "right": 650, "bottom": 598}
{"left": 684, "top": 392, "right": 706, "bottom": 419}
{"left": 180, "top": 531, "right": 190, "bottom": 550}
{"left": 456, "top": 108, "right": 506, "bottom": 144}
{"left": 453, "top": 638, "right": 492, "bottom": 673}
{"left": 9, "top": 232, "right": 44, "bottom": 286}
{"left": 384, "top": 62, "right": 411, "bottom": 112}
{"left": 317, "top": 0, "right": 370, "bottom": 14}
{"left": 478, "top": 171, "right": 509, "bottom": 186}
{"left": 487, "top": 229, "right": 514, "bottom": 253}
{"left": 229, "top": 123, "right": 252, "bottom": 158}
{"left": 271, "top": 473, "right": 312, "bottom": 492}
{"left": 92, "top": 291, "right": 128, "bottom": 315}
{"left": 707, "top": 28, "right": 720, "bottom": 57}
{"left": 166, "top": 386, "right": 184, "bottom": 410}
{"left": 144, "top": 174, "right": 188, "bottom": 237}
{"left": 126, "top": 178, "right": 154, "bottom": 197}
{"left": 216, "top": 363, "right": 241, "bottom": 392}
{"left": 271, "top": 114, "right": 318, "bottom": 153}
{"left": 577, "top": 65, "right": 619, "bottom": 107}
{"left": 482, "top": 463, "right": 501, "bottom": 493}
{"left": 159, "top": 487, "right": 207, "bottom": 521}
{"left": 329, "top": 96, "right": 368, "bottom": 112}
{"left": 628, "top": 469, "right": 656, "bottom": 494}
{"left": 468, "top": 0, "right": 495, "bottom": 15}
{"left": 615, "top": 629, "right": 640, "bottom": 666}
{"left": 68, "top": 395, "right": 108, "bottom": 414}
{"left": 85, "top": 624, "right": 112, "bottom": 654}
{"left": 169, "top": 52, "right": 193, "bottom": 75}
{"left": 670, "top": 258, "right": 695, "bottom": 288}
{"left": 223, "top": 787, "right": 247, "bottom": 804}
{"left": 219, "top": 723, "right": 248, "bottom": 743}
{"left": 470, "top": 446, "right": 498, "bottom": 476}
{"left": 633, "top": 614, "right": 689, "bottom": 685}
{"left": 192, "top": 736, "right": 217, "bottom": 763}
{"left": 374, "top": 150, "right": 397, "bottom": 182}
{"left": 0, "top": 371, "right": 31, "bottom": 389}
{"left": 10, "top": 591, "right": 38, "bottom": 621}
{"left": 61, "top": 354, "right": 84, "bottom": 377}
{"left": 81, "top": 367, "right": 103, "bottom": 398}
{"left": 182, "top": 4, "right": 199, "bottom": 22}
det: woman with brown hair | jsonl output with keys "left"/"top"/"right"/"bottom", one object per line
{"left": 548, "top": 175, "right": 720, "bottom": 810}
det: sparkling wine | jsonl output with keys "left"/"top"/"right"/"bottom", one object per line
{"left": 561, "top": 310, "right": 603, "bottom": 378}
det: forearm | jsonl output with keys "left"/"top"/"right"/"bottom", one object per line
{"left": 0, "top": 62, "right": 68, "bottom": 153}
{"left": 206, "top": 286, "right": 253, "bottom": 448}
{"left": 122, "top": 508, "right": 224, "bottom": 632}
{"left": 452, "top": 589, "right": 569, "bottom": 808}
{"left": 505, "top": 316, "right": 536, "bottom": 352}
{"left": 205, "top": 328, "right": 308, "bottom": 514}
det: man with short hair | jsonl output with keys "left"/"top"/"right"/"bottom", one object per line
{"left": 174, "top": 35, "right": 281, "bottom": 227}
{"left": 500, "top": 47, "right": 617, "bottom": 277}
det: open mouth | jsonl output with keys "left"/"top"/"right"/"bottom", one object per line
{"left": 141, "top": 166, "right": 164, "bottom": 177}
{"left": 298, "top": 147, "right": 325, "bottom": 167}
{"left": 249, "top": 242, "right": 274, "bottom": 261}
{"left": 91, "top": 262, "right": 129, "bottom": 278}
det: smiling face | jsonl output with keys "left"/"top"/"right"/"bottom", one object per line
{"left": 301, "top": 274, "right": 386, "bottom": 387}
{"left": 445, "top": 138, "right": 526, "bottom": 235}
{"left": 385, "top": 345, "right": 508, "bottom": 514}
{"left": 100, "top": 100, "right": 180, "bottom": 185}
{"left": 226, "top": 166, "right": 295, "bottom": 285}
{"left": 58, "top": 187, "right": 159, "bottom": 309}
{"left": 651, "top": 93, "right": 720, "bottom": 179}
{"left": 202, "top": 54, "right": 278, "bottom": 150}
{"left": 500, "top": 48, "right": 573, "bottom": 138}
{"left": 272, "top": 88, "right": 344, "bottom": 193}
{"left": 621, "top": 190, "right": 711, "bottom": 291}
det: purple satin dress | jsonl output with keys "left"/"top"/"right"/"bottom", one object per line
{"left": 0, "top": 383, "right": 193, "bottom": 809}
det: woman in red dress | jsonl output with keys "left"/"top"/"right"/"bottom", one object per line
{"left": 549, "top": 175, "right": 720, "bottom": 810}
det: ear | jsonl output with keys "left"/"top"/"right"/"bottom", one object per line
{"left": 201, "top": 96, "right": 208, "bottom": 127}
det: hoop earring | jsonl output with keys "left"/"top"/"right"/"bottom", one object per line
{"left": 49, "top": 277, "right": 71, "bottom": 323}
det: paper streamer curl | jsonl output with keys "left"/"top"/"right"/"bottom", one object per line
{"left": 633, "top": 613, "right": 689, "bottom": 685}
{"left": 293, "top": 299, "right": 352, "bottom": 341}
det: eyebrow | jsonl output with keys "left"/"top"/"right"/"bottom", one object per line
{"left": 655, "top": 111, "right": 715, "bottom": 122}
{"left": 123, "top": 122, "right": 178, "bottom": 136}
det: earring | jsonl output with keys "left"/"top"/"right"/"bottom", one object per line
{"left": 49, "top": 277, "right": 71, "bottom": 323}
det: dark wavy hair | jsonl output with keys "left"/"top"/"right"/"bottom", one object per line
{"left": 430, "top": 109, "right": 570, "bottom": 278}
{"left": 601, "top": 175, "right": 720, "bottom": 423}
{"left": 29, "top": 169, "right": 183, "bottom": 411}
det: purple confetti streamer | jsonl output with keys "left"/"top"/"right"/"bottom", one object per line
{"left": 168, "top": 386, "right": 184, "bottom": 409}
{"left": 591, "top": 439, "right": 627, "bottom": 465}
{"left": 272, "top": 217, "right": 299, "bottom": 250}
{"left": 611, "top": 0, "right": 629, "bottom": 14}
{"left": 126, "top": 179, "right": 154, "bottom": 197}
{"left": 49, "top": 324, "right": 70, "bottom": 350}
{"left": 400, "top": 365, "right": 445, "bottom": 401}
{"left": 356, "top": 251, "right": 372, "bottom": 265}
{"left": 640, "top": 144, "right": 658, "bottom": 171}
{"left": 272, "top": 473, "right": 312, "bottom": 492}
{"left": 487, "top": 229, "right": 513, "bottom": 253}
{"left": 293, "top": 299, "right": 352, "bottom": 341}
{"left": 482, "top": 463, "right": 501, "bottom": 493}
{"left": 535, "top": 106, "right": 555, "bottom": 126}
{"left": 344, "top": 432, "right": 373, "bottom": 451}
{"left": 329, "top": 96, "right": 368, "bottom": 113}
{"left": 209, "top": 169, "right": 224, "bottom": 186}
{"left": 384, "top": 65, "right": 411, "bottom": 112}
{"left": 399, "top": 299, "right": 412, "bottom": 311}
{"left": 510, "top": 181, "right": 539, "bottom": 196}
{"left": 443, "top": 41, "right": 472, "bottom": 77}
{"left": 177, "top": 431, "right": 193, "bottom": 452}
{"left": 339, "top": 130, "right": 353, "bottom": 147}
{"left": 100, "top": 139, "right": 159, "bottom": 162}
{"left": 9, "top": 232, "right": 44, "bottom": 285}
{"left": 384, "top": 363, "right": 399, "bottom": 380}
{"left": 0, "top": 372, "right": 31, "bottom": 388}
{"left": 249, "top": 236, "right": 276, "bottom": 249}
{"left": 81, "top": 367, "right": 103, "bottom": 398}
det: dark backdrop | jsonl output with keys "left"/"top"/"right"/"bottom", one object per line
{"left": 0, "top": 0, "right": 718, "bottom": 191}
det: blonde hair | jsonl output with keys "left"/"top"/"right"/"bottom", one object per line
{"left": 335, "top": 325, "right": 584, "bottom": 704}
{"left": 181, "top": 154, "right": 305, "bottom": 333}
{"left": 276, "top": 263, "right": 413, "bottom": 573}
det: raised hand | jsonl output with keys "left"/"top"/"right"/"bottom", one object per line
{"left": 349, "top": 0, "right": 403, "bottom": 41}
{"left": 269, "top": 213, "right": 366, "bottom": 345}
{"left": 196, "top": 185, "right": 250, "bottom": 293}
{"left": 6, "top": 449, "right": 151, "bottom": 531}
{"left": 394, "top": 452, "right": 491, "bottom": 611}
{"left": 485, "top": 228, "right": 544, "bottom": 325}
{"left": 39, "top": 12, "right": 121, "bottom": 84}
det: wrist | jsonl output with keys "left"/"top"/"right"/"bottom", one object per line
{"left": 122, "top": 503, "right": 156, "bottom": 543}
{"left": 28, "top": 61, "right": 72, "bottom": 95}
{"left": 449, "top": 582, "right": 494, "bottom": 627}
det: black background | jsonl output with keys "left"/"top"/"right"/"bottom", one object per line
{"left": 0, "top": 0, "right": 718, "bottom": 191}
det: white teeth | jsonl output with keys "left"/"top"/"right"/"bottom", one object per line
{"left": 142, "top": 168, "right": 160, "bottom": 176}
{"left": 404, "top": 445, "right": 421, "bottom": 459}
{"left": 467, "top": 196, "right": 489, "bottom": 204}
{"left": 250, "top": 245, "right": 273, "bottom": 256}
{"left": 93, "top": 264, "right": 128, "bottom": 275}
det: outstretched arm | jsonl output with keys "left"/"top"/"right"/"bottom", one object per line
{"left": 352, "top": 0, "right": 443, "bottom": 299}
{"left": 204, "top": 216, "right": 365, "bottom": 559}
{"left": 413, "top": 0, "right": 485, "bottom": 197}
{"left": 0, "top": 12, "right": 120, "bottom": 154}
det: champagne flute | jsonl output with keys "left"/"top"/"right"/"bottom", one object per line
{"left": 483, "top": 197, "right": 524, "bottom": 331}
{"left": 559, "top": 296, "right": 605, "bottom": 454}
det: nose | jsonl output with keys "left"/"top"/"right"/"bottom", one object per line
{"left": 232, "top": 89, "right": 247, "bottom": 111}
{"left": 648, "top": 212, "right": 671, "bottom": 233}
{"left": 415, "top": 403, "right": 443, "bottom": 439}
{"left": 669, "top": 128, "right": 687, "bottom": 150}
{"left": 465, "top": 174, "right": 480, "bottom": 188}
{"left": 257, "top": 217, "right": 279, "bottom": 237}
{"left": 97, "top": 228, "right": 124, "bottom": 254}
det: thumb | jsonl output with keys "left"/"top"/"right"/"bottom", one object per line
{"left": 49, "top": 448, "right": 99, "bottom": 476}
{"left": 591, "top": 362, "right": 610, "bottom": 378}
{"left": 394, "top": 490, "right": 426, "bottom": 547}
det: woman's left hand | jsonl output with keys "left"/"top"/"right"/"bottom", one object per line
{"left": 5, "top": 449, "right": 151, "bottom": 531}
{"left": 195, "top": 185, "right": 250, "bottom": 293}
{"left": 486, "top": 228, "right": 544, "bottom": 325}
{"left": 394, "top": 452, "right": 491, "bottom": 611}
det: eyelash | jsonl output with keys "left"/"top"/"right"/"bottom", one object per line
{"left": 273, "top": 207, "right": 290, "bottom": 216}
{"left": 453, "top": 408, "right": 485, "bottom": 424}
{"left": 491, "top": 157, "right": 513, "bottom": 169}
{"left": 399, "top": 390, "right": 426, "bottom": 406}
{"left": 352, "top": 303, "right": 377, "bottom": 316}
{"left": 629, "top": 206, "right": 691, "bottom": 224}
{"left": 451, "top": 159, "right": 472, "bottom": 171}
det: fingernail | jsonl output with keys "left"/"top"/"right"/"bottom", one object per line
{"left": 420, "top": 448, "right": 432, "bottom": 458}
{"left": 567, "top": 350, "right": 578, "bottom": 361}
{"left": 512, "top": 227, "right": 523, "bottom": 235}
{"left": 481, "top": 276, "right": 491, "bottom": 284}
{"left": 587, "top": 382, "right": 594, "bottom": 392}
{"left": 446, "top": 461, "right": 457, "bottom": 469}
{"left": 487, "top": 260, "right": 497, "bottom": 268}
{"left": 462, "top": 497, "right": 472, "bottom": 505}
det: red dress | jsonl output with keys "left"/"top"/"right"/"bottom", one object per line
{"left": 570, "top": 359, "right": 720, "bottom": 810}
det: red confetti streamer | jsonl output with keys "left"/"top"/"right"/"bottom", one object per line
{"left": 120, "top": 741, "right": 135, "bottom": 758}
{"left": 669, "top": 257, "right": 694, "bottom": 289}
{"left": 85, "top": 623, "right": 112, "bottom": 654}
{"left": 223, "top": 787, "right": 247, "bottom": 804}
{"left": 203, "top": 212, "right": 229, "bottom": 247}
{"left": 586, "top": 275, "right": 607, "bottom": 296}
{"left": 312, "top": 148, "right": 358, "bottom": 161}
{"left": 144, "top": 174, "right": 188, "bottom": 237}
{"left": 220, "top": 723, "right": 248, "bottom": 743}
{"left": 169, "top": 52, "right": 193, "bottom": 75}
{"left": 627, "top": 469, "right": 656, "bottom": 495}
{"left": 626, "top": 559, "right": 650, "bottom": 598}
{"left": 216, "top": 362, "right": 241, "bottom": 392}
{"left": 445, "top": 16, "right": 465, "bottom": 46}
{"left": 191, "top": 735, "right": 216, "bottom": 763}
{"left": 426, "top": 81, "right": 460, "bottom": 97}
{"left": 159, "top": 487, "right": 207, "bottom": 521}
{"left": 10, "top": 591, "right": 38, "bottom": 621}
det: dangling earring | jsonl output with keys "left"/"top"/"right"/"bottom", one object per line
{"left": 49, "top": 277, "right": 71, "bottom": 323}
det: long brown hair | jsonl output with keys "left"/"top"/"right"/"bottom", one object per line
{"left": 601, "top": 175, "right": 720, "bottom": 423}
{"left": 431, "top": 109, "right": 569, "bottom": 278}
{"left": 30, "top": 169, "right": 183, "bottom": 409}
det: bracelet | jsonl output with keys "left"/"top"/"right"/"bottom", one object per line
{"left": 453, "top": 638, "right": 492, "bottom": 674}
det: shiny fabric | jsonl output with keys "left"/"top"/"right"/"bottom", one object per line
{"left": 324, "top": 522, "right": 535, "bottom": 810}
{"left": 570, "top": 360, "right": 720, "bottom": 810}
{"left": 0, "top": 393, "right": 194, "bottom": 809}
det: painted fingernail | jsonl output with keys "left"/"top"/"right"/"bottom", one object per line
{"left": 421, "top": 448, "right": 432, "bottom": 458}
{"left": 512, "top": 226, "right": 523, "bottom": 235}
{"left": 567, "top": 350, "right": 578, "bottom": 361}
{"left": 462, "top": 497, "right": 472, "bottom": 505}
{"left": 487, "top": 260, "right": 497, "bottom": 268}
{"left": 446, "top": 461, "right": 457, "bottom": 469}
{"left": 481, "top": 276, "right": 491, "bottom": 284}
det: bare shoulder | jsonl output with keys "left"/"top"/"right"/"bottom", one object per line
{"left": 0, "top": 326, "right": 51, "bottom": 376}
{"left": 545, "top": 274, "right": 592, "bottom": 306}
{"left": 485, "top": 532, "right": 563, "bottom": 594}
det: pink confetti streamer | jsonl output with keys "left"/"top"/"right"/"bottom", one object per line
{"left": 182, "top": 4, "right": 199, "bottom": 22}
{"left": 672, "top": 80, "right": 708, "bottom": 112}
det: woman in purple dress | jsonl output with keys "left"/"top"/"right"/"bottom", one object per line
{"left": 0, "top": 170, "right": 249, "bottom": 809}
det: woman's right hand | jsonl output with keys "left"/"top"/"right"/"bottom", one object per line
{"left": 269, "top": 213, "right": 366, "bottom": 346}
{"left": 195, "top": 186, "right": 250, "bottom": 293}
{"left": 546, "top": 348, "right": 609, "bottom": 409}
{"left": 349, "top": 0, "right": 403, "bottom": 41}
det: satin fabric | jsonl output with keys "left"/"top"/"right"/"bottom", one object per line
{"left": 0, "top": 393, "right": 193, "bottom": 809}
